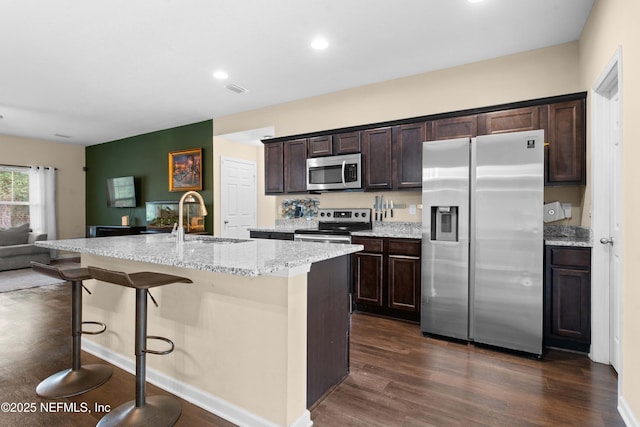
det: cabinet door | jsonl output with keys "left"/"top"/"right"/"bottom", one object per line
{"left": 546, "top": 100, "right": 585, "bottom": 185}
{"left": 549, "top": 267, "right": 591, "bottom": 342}
{"left": 428, "top": 115, "right": 477, "bottom": 140}
{"left": 362, "top": 127, "right": 393, "bottom": 190}
{"left": 353, "top": 252, "right": 384, "bottom": 307}
{"left": 264, "top": 142, "right": 284, "bottom": 194}
{"left": 333, "top": 132, "right": 361, "bottom": 154}
{"left": 477, "top": 106, "right": 541, "bottom": 135}
{"left": 393, "top": 123, "right": 426, "bottom": 189}
{"left": 308, "top": 135, "right": 332, "bottom": 157}
{"left": 284, "top": 138, "right": 308, "bottom": 193}
{"left": 388, "top": 255, "right": 421, "bottom": 311}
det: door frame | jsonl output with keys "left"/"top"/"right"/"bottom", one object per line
{"left": 590, "top": 47, "right": 622, "bottom": 368}
{"left": 220, "top": 156, "right": 257, "bottom": 238}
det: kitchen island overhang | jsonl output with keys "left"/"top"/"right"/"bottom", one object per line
{"left": 37, "top": 235, "right": 363, "bottom": 427}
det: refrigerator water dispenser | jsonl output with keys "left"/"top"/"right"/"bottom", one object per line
{"left": 431, "top": 206, "right": 458, "bottom": 241}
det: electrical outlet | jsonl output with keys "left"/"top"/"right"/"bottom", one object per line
{"left": 409, "top": 204, "right": 416, "bottom": 215}
{"left": 562, "top": 203, "right": 572, "bottom": 219}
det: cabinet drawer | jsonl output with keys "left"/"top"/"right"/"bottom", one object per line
{"left": 388, "top": 239, "right": 421, "bottom": 256}
{"left": 352, "top": 237, "right": 384, "bottom": 253}
{"left": 550, "top": 247, "right": 590, "bottom": 268}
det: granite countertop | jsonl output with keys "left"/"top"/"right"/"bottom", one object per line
{"left": 352, "top": 222, "right": 422, "bottom": 239}
{"left": 544, "top": 225, "right": 592, "bottom": 247}
{"left": 249, "top": 220, "right": 423, "bottom": 239}
{"left": 36, "top": 234, "right": 363, "bottom": 277}
{"left": 250, "top": 220, "right": 592, "bottom": 247}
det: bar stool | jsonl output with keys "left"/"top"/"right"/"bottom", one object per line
{"left": 30, "top": 262, "right": 113, "bottom": 398}
{"left": 87, "top": 266, "right": 192, "bottom": 427}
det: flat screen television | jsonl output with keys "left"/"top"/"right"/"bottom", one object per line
{"left": 106, "top": 176, "right": 137, "bottom": 208}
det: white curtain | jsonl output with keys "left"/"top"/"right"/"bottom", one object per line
{"left": 28, "top": 166, "right": 57, "bottom": 240}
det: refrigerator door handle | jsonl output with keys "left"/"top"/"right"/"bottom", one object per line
{"left": 468, "top": 138, "right": 477, "bottom": 339}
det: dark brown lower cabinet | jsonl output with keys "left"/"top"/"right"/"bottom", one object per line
{"left": 307, "top": 255, "right": 350, "bottom": 408}
{"left": 544, "top": 246, "right": 591, "bottom": 352}
{"left": 353, "top": 237, "right": 421, "bottom": 322}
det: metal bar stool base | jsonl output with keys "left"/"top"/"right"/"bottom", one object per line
{"left": 96, "top": 395, "right": 181, "bottom": 427}
{"left": 36, "top": 364, "right": 113, "bottom": 399}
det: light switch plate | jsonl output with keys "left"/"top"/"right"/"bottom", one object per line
{"left": 409, "top": 204, "right": 417, "bottom": 215}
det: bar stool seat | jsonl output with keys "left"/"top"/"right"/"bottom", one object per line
{"left": 88, "top": 266, "right": 192, "bottom": 427}
{"left": 31, "top": 262, "right": 112, "bottom": 398}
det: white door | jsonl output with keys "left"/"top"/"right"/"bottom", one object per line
{"left": 608, "top": 84, "right": 622, "bottom": 372}
{"left": 591, "top": 49, "right": 622, "bottom": 372}
{"left": 220, "top": 157, "right": 257, "bottom": 238}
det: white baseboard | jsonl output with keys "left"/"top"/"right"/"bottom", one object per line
{"left": 619, "top": 395, "right": 639, "bottom": 427}
{"left": 82, "top": 340, "right": 312, "bottom": 427}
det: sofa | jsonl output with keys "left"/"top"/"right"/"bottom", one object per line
{"left": 0, "top": 224, "right": 50, "bottom": 271}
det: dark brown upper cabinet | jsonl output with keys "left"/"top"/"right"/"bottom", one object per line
{"left": 362, "top": 127, "right": 393, "bottom": 190}
{"left": 393, "top": 122, "right": 426, "bottom": 189}
{"left": 264, "top": 138, "right": 308, "bottom": 194}
{"left": 334, "top": 132, "right": 361, "bottom": 154}
{"left": 307, "top": 135, "right": 332, "bottom": 157}
{"left": 264, "top": 142, "right": 284, "bottom": 194}
{"left": 545, "top": 100, "right": 585, "bottom": 185}
{"left": 477, "top": 106, "right": 541, "bottom": 135}
{"left": 308, "top": 132, "right": 361, "bottom": 157}
{"left": 262, "top": 93, "right": 587, "bottom": 194}
{"left": 428, "top": 115, "right": 478, "bottom": 140}
{"left": 284, "top": 138, "right": 308, "bottom": 194}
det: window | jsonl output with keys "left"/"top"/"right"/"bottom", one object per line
{"left": 0, "top": 166, "right": 30, "bottom": 228}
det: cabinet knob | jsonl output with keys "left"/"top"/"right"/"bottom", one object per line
{"left": 600, "top": 237, "right": 613, "bottom": 245}
{"left": 224, "top": 220, "right": 229, "bottom": 225}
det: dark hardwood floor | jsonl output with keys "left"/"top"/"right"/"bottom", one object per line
{"left": 314, "top": 314, "right": 624, "bottom": 427}
{"left": 0, "top": 280, "right": 624, "bottom": 426}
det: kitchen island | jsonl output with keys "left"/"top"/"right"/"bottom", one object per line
{"left": 37, "top": 234, "right": 363, "bottom": 427}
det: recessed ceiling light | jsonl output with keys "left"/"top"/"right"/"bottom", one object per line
{"left": 213, "top": 70, "right": 229, "bottom": 80}
{"left": 311, "top": 37, "right": 329, "bottom": 50}
{"left": 468, "top": 0, "right": 484, "bottom": 3}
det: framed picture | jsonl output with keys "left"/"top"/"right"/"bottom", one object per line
{"left": 168, "top": 148, "right": 202, "bottom": 192}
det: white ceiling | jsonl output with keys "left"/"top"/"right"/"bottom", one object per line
{"left": 0, "top": 0, "right": 594, "bottom": 146}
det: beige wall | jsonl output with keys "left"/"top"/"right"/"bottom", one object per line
{"left": 214, "top": 42, "right": 586, "bottom": 225}
{"left": 0, "top": 134, "right": 85, "bottom": 239}
{"left": 580, "top": 0, "right": 640, "bottom": 420}
{"left": 214, "top": 42, "right": 582, "bottom": 138}
{"left": 212, "top": 136, "right": 277, "bottom": 233}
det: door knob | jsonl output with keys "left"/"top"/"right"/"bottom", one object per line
{"left": 600, "top": 237, "right": 613, "bottom": 245}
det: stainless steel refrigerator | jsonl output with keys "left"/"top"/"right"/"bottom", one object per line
{"left": 421, "top": 130, "right": 544, "bottom": 355}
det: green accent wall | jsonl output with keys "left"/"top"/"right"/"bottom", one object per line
{"left": 85, "top": 120, "right": 213, "bottom": 232}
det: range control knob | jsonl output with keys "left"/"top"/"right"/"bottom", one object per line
{"left": 327, "top": 212, "right": 332, "bottom": 217}
{"left": 361, "top": 212, "right": 367, "bottom": 217}
{"left": 355, "top": 212, "right": 360, "bottom": 217}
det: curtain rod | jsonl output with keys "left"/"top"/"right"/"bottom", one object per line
{"left": 0, "top": 163, "right": 58, "bottom": 170}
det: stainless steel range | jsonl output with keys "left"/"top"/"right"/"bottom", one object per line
{"left": 294, "top": 208, "right": 372, "bottom": 244}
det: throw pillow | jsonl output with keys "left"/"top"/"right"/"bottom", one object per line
{"left": 0, "top": 223, "right": 30, "bottom": 246}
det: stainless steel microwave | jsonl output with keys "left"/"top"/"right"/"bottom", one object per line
{"left": 306, "top": 153, "right": 362, "bottom": 191}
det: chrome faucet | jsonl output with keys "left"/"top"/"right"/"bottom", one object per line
{"left": 176, "top": 191, "right": 208, "bottom": 242}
